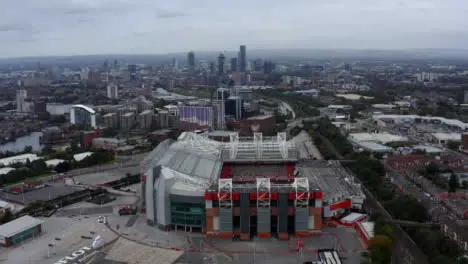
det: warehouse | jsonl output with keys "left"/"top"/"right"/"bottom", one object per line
{"left": 0, "top": 215, "right": 43, "bottom": 247}
{"left": 142, "top": 132, "right": 365, "bottom": 240}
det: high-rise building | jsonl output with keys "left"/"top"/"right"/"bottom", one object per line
{"left": 218, "top": 53, "right": 225, "bottom": 76}
{"left": 209, "top": 62, "right": 215, "bottom": 75}
{"left": 239, "top": 45, "right": 247, "bottom": 73}
{"left": 230, "top": 58, "right": 238, "bottom": 72}
{"left": 106, "top": 84, "right": 119, "bottom": 99}
{"left": 128, "top": 64, "right": 137, "bottom": 81}
{"left": 253, "top": 59, "right": 263, "bottom": 72}
{"left": 70, "top": 104, "right": 97, "bottom": 129}
{"left": 263, "top": 60, "right": 275, "bottom": 75}
{"left": 16, "top": 89, "right": 27, "bottom": 113}
{"left": 187, "top": 51, "right": 195, "bottom": 68}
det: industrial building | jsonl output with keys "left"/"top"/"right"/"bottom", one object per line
{"left": 0, "top": 215, "right": 43, "bottom": 247}
{"left": 142, "top": 132, "right": 364, "bottom": 240}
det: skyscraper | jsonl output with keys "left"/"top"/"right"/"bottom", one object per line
{"left": 230, "top": 58, "right": 238, "bottom": 72}
{"left": 218, "top": 53, "right": 225, "bottom": 76}
{"left": 187, "top": 51, "right": 195, "bottom": 68}
{"left": 209, "top": 62, "right": 215, "bottom": 75}
{"left": 239, "top": 45, "right": 247, "bottom": 73}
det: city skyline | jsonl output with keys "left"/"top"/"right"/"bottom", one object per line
{"left": 1, "top": 0, "right": 467, "bottom": 58}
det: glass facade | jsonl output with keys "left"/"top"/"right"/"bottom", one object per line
{"left": 74, "top": 107, "right": 92, "bottom": 128}
{"left": 171, "top": 202, "right": 205, "bottom": 227}
{"left": 11, "top": 225, "right": 40, "bottom": 245}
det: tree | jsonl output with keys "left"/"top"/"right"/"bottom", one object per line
{"left": 23, "top": 145, "right": 33, "bottom": 153}
{"left": 449, "top": 174, "right": 459, "bottom": 193}
{"left": 425, "top": 162, "right": 440, "bottom": 175}
{"left": 0, "top": 209, "right": 13, "bottom": 224}
{"left": 368, "top": 235, "right": 394, "bottom": 264}
{"left": 37, "top": 111, "right": 51, "bottom": 121}
{"left": 462, "top": 181, "right": 468, "bottom": 189}
{"left": 54, "top": 161, "right": 71, "bottom": 173}
{"left": 447, "top": 141, "right": 461, "bottom": 150}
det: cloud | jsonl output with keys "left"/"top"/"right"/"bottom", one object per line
{"left": 0, "top": 23, "right": 32, "bottom": 33}
{"left": 155, "top": 8, "right": 188, "bottom": 19}
{"left": 0, "top": 0, "right": 467, "bottom": 58}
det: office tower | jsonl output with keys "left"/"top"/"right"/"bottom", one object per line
{"left": 107, "top": 84, "right": 119, "bottom": 99}
{"left": 253, "top": 59, "right": 263, "bottom": 72}
{"left": 239, "top": 45, "right": 247, "bottom": 73}
{"left": 230, "top": 58, "right": 238, "bottom": 72}
{"left": 172, "top": 58, "right": 179, "bottom": 71}
{"left": 218, "top": 53, "right": 225, "bottom": 76}
{"left": 16, "top": 89, "right": 28, "bottom": 113}
{"left": 210, "top": 62, "right": 215, "bottom": 75}
{"left": 263, "top": 60, "right": 275, "bottom": 75}
{"left": 187, "top": 51, "right": 195, "bottom": 68}
{"left": 128, "top": 64, "right": 137, "bottom": 81}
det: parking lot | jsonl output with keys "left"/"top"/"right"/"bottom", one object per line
{"left": 0, "top": 185, "right": 80, "bottom": 205}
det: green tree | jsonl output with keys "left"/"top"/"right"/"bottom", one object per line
{"left": 447, "top": 141, "right": 461, "bottom": 150}
{"left": 449, "top": 174, "right": 459, "bottom": 193}
{"left": 368, "top": 235, "right": 394, "bottom": 264}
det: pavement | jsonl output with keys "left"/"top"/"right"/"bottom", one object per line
{"left": 293, "top": 130, "right": 323, "bottom": 160}
{"left": 182, "top": 227, "right": 364, "bottom": 264}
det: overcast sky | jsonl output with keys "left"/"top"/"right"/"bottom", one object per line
{"left": 0, "top": 0, "right": 467, "bottom": 58}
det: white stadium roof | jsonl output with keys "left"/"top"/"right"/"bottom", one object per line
{"left": 72, "top": 104, "right": 96, "bottom": 114}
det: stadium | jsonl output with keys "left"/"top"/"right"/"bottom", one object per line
{"left": 141, "top": 132, "right": 365, "bottom": 240}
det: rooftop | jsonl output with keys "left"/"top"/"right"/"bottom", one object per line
{"left": 0, "top": 153, "right": 41, "bottom": 166}
{"left": 73, "top": 152, "right": 93, "bottom": 161}
{"left": 0, "top": 215, "right": 44, "bottom": 238}
{"left": 432, "top": 132, "right": 461, "bottom": 142}
{"left": 357, "top": 141, "right": 393, "bottom": 152}
{"left": 207, "top": 130, "right": 233, "bottom": 137}
{"left": 0, "top": 167, "right": 15, "bottom": 175}
{"left": 247, "top": 115, "right": 274, "bottom": 120}
{"left": 373, "top": 114, "right": 468, "bottom": 130}
{"left": 349, "top": 132, "right": 408, "bottom": 145}
{"left": 45, "top": 159, "right": 65, "bottom": 167}
{"left": 139, "top": 109, "right": 153, "bottom": 115}
{"left": 72, "top": 104, "right": 96, "bottom": 114}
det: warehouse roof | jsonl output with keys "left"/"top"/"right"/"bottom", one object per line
{"left": 432, "top": 132, "right": 461, "bottom": 142}
{"left": 373, "top": 114, "right": 468, "bottom": 130}
{"left": 0, "top": 153, "right": 41, "bottom": 166}
{"left": 357, "top": 141, "right": 393, "bottom": 152}
{"left": 0, "top": 215, "right": 43, "bottom": 238}
{"left": 349, "top": 132, "right": 408, "bottom": 144}
{"left": 0, "top": 167, "right": 15, "bottom": 175}
{"left": 73, "top": 152, "right": 93, "bottom": 161}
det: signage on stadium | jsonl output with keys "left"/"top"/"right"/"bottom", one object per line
{"left": 53, "top": 246, "right": 97, "bottom": 264}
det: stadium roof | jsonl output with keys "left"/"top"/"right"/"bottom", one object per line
{"left": 72, "top": 104, "right": 96, "bottom": 114}
{"left": 0, "top": 215, "right": 44, "bottom": 238}
{"left": 144, "top": 133, "right": 224, "bottom": 192}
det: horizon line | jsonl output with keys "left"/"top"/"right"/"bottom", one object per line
{"left": 2, "top": 47, "right": 468, "bottom": 61}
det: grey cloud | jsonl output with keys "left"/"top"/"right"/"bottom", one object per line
{"left": 155, "top": 8, "right": 188, "bottom": 19}
{"left": 0, "top": 23, "right": 33, "bottom": 33}
{"left": 1, "top": 0, "right": 468, "bottom": 58}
